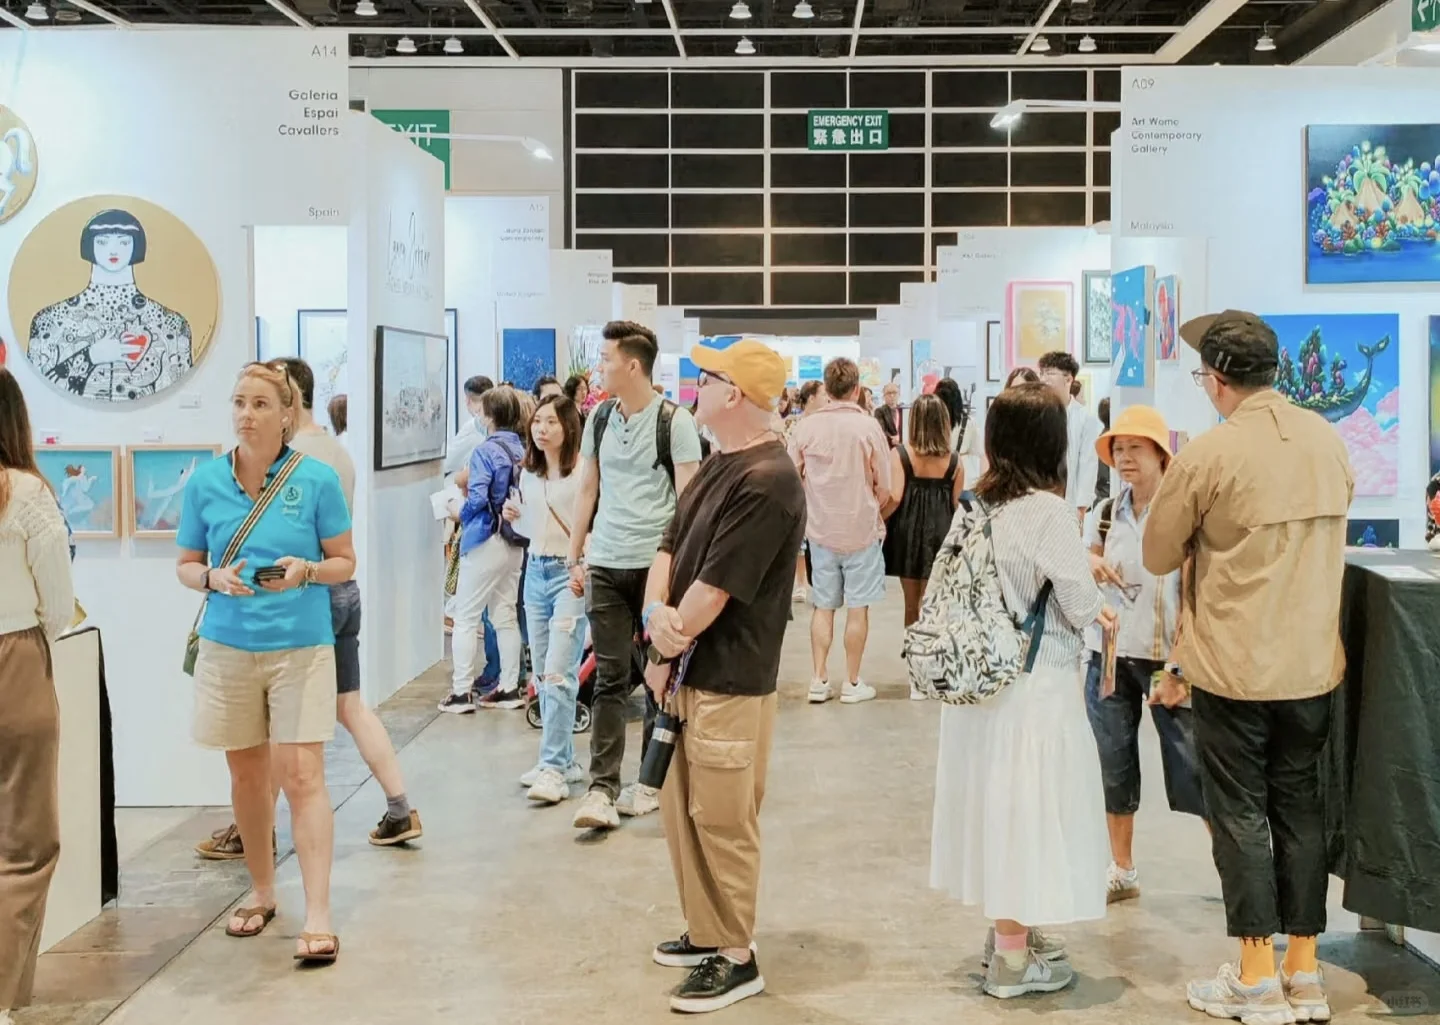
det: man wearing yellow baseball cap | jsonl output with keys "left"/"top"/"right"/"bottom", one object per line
{"left": 639, "top": 338, "right": 806, "bottom": 1013}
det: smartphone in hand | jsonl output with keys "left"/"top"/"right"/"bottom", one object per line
{"left": 253, "top": 565, "right": 287, "bottom": 584}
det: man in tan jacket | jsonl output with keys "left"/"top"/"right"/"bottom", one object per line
{"left": 1144, "top": 311, "right": 1353, "bottom": 1025}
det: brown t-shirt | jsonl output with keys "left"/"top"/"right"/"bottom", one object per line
{"left": 660, "top": 439, "right": 806, "bottom": 696}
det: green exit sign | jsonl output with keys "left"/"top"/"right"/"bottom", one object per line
{"left": 807, "top": 109, "right": 889, "bottom": 152}
{"left": 371, "top": 108, "right": 452, "bottom": 190}
{"left": 1415, "top": 0, "right": 1440, "bottom": 31}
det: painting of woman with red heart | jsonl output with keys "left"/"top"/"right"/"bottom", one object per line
{"left": 21, "top": 206, "right": 202, "bottom": 402}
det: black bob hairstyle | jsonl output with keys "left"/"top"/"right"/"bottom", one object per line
{"left": 81, "top": 209, "right": 148, "bottom": 265}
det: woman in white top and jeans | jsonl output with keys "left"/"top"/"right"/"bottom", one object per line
{"left": 504, "top": 395, "right": 588, "bottom": 805}
{"left": 929, "top": 382, "right": 1116, "bottom": 1000}
{"left": 0, "top": 367, "right": 76, "bottom": 1023}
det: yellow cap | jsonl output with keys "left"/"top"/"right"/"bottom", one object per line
{"left": 1096, "top": 404, "right": 1171, "bottom": 469}
{"left": 689, "top": 340, "right": 789, "bottom": 411}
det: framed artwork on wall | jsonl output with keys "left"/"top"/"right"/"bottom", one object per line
{"left": 1346, "top": 518, "right": 1399, "bottom": 549}
{"left": 1111, "top": 264, "right": 1155, "bottom": 389}
{"left": 1154, "top": 275, "right": 1180, "bottom": 361}
{"left": 445, "top": 307, "right": 459, "bottom": 437}
{"left": 501, "top": 327, "right": 557, "bottom": 394}
{"left": 374, "top": 325, "right": 449, "bottom": 471}
{"left": 984, "top": 320, "right": 1003, "bottom": 383}
{"left": 1430, "top": 316, "right": 1440, "bottom": 479}
{"left": 35, "top": 445, "right": 121, "bottom": 539}
{"left": 126, "top": 444, "right": 223, "bottom": 538}
{"left": 1004, "top": 280, "right": 1073, "bottom": 372}
{"left": 297, "top": 308, "right": 348, "bottom": 435}
{"left": 1081, "top": 271, "right": 1112, "bottom": 365}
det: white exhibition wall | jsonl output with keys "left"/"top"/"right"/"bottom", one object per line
{"left": 253, "top": 226, "right": 348, "bottom": 363}
{"left": 1118, "top": 65, "right": 1439, "bottom": 545}
{"left": 349, "top": 114, "right": 447, "bottom": 707}
{"left": 0, "top": 29, "right": 349, "bottom": 804}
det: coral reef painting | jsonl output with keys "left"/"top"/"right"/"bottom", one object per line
{"left": 1154, "top": 275, "right": 1179, "bottom": 361}
{"left": 501, "top": 327, "right": 556, "bottom": 394}
{"left": 1306, "top": 125, "right": 1440, "bottom": 284}
{"left": 1263, "top": 313, "right": 1399, "bottom": 496}
{"left": 1111, "top": 265, "right": 1154, "bottom": 389}
{"left": 1346, "top": 518, "right": 1399, "bottom": 549}
{"left": 1004, "top": 280, "right": 1073, "bottom": 371}
{"left": 1082, "top": 271, "right": 1111, "bottom": 364}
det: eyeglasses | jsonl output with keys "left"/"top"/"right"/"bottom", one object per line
{"left": 697, "top": 370, "right": 735, "bottom": 389}
{"left": 1190, "top": 369, "right": 1217, "bottom": 387}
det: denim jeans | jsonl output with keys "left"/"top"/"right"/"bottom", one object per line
{"left": 477, "top": 610, "right": 500, "bottom": 685}
{"left": 524, "top": 556, "right": 589, "bottom": 772}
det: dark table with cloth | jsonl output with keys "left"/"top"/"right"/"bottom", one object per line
{"left": 1326, "top": 550, "right": 1440, "bottom": 931}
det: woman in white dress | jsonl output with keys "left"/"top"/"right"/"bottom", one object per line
{"left": 929, "top": 382, "right": 1115, "bottom": 1000}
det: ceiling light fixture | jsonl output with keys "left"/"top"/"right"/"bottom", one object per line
{"left": 1255, "top": 30, "right": 1275, "bottom": 52}
{"left": 1030, "top": 34, "right": 1051, "bottom": 53}
{"left": 444, "top": 35, "right": 463, "bottom": 53}
{"left": 1077, "top": 34, "right": 1096, "bottom": 53}
{"left": 793, "top": 0, "right": 813, "bottom": 17}
{"left": 24, "top": 2, "right": 48, "bottom": 19}
{"left": 396, "top": 35, "right": 418, "bottom": 53}
{"left": 990, "top": 110, "right": 1022, "bottom": 129}
{"left": 54, "top": 3, "right": 79, "bottom": 19}
{"left": 736, "top": 35, "right": 756, "bottom": 54}
{"left": 730, "top": 0, "right": 751, "bottom": 19}
{"left": 355, "top": 0, "right": 377, "bottom": 14}
{"left": 522, "top": 137, "right": 553, "bottom": 161}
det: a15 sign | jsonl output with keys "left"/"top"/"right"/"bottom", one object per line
{"left": 807, "top": 109, "right": 889, "bottom": 152}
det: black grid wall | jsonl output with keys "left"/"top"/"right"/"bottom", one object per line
{"left": 570, "top": 68, "right": 1120, "bottom": 310}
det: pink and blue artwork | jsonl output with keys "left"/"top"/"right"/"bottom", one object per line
{"left": 1111, "top": 264, "right": 1154, "bottom": 389}
{"left": 1154, "top": 275, "right": 1179, "bottom": 361}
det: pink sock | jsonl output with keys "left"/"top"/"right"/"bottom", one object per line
{"left": 996, "top": 930, "right": 1027, "bottom": 954}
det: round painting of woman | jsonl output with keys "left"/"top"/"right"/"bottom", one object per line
{"left": 9, "top": 196, "right": 219, "bottom": 403}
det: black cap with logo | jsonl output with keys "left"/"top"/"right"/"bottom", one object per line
{"left": 1177, "top": 310, "right": 1279, "bottom": 378}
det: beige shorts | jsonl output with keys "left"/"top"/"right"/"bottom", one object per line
{"left": 192, "top": 639, "right": 337, "bottom": 750}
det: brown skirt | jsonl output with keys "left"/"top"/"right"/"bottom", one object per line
{"left": 0, "top": 625, "right": 60, "bottom": 1010}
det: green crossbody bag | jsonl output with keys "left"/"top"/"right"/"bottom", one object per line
{"left": 183, "top": 451, "right": 305, "bottom": 676}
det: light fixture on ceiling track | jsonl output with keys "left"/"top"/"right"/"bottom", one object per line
{"left": 1255, "top": 29, "right": 1276, "bottom": 51}
{"left": 355, "top": 0, "right": 378, "bottom": 15}
{"left": 396, "top": 35, "right": 418, "bottom": 53}
{"left": 24, "top": 2, "right": 48, "bottom": 19}
{"left": 730, "top": 0, "right": 751, "bottom": 19}
{"left": 444, "top": 35, "right": 463, "bottom": 53}
{"left": 1077, "top": 34, "right": 1096, "bottom": 53}
{"left": 736, "top": 36, "right": 756, "bottom": 54}
{"left": 1030, "top": 34, "right": 1051, "bottom": 53}
{"left": 793, "top": 0, "right": 813, "bottom": 17}
{"left": 522, "top": 137, "right": 553, "bottom": 160}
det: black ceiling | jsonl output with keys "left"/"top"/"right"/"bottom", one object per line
{"left": 5, "top": 0, "right": 1384, "bottom": 65}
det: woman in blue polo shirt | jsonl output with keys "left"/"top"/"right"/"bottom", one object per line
{"left": 175, "top": 361, "right": 354, "bottom": 966}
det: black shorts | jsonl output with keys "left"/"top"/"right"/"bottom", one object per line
{"left": 330, "top": 581, "right": 362, "bottom": 695}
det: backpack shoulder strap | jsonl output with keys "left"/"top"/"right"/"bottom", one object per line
{"left": 943, "top": 452, "right": 958, "bottom": 484}
{"left": 591, "top": 399, "right": 617, "bottom": 484}
{"left": 654, "top": 398, "right": 678, "bottom": 490}
{"left": 897, "top": 445, "right": 914, "bottom": 480}
{"left": 1097, "top": 496, "right": 1116, "bottom": 547}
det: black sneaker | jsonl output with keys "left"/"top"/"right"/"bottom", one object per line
{"left": 368, "top": 809, "right": 423, "bottom": 846}
{"left": 654, "top": 933, "right": 720, "bottom": 968}
{"left": 477, "top": 687, "right": 523, "bottom": 710}
{"left": 670, "top": 955, "right": 765, "bottom": 1014}
{"left": 438, "top": 692, "right": 476, "bottom": 714}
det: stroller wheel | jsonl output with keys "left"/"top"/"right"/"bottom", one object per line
{"left": 572, "top": 702, "right": 592, "bottom": 734}
{"left": 525, "top": 699, "right": 542, "bottom": 730}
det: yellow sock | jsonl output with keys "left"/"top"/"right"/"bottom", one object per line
{"left": 1282, "top": 935, "right": 1318, "bottom": 976}
{"left": 1238, "top": 938, "right": 1275, "bottom": 985}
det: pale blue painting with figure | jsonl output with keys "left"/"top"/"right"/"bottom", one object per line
{"left": 130, "top": 446, "right": 221, "bottom": 537}
{"left": 35, "top": 447, "right": 119, "bottom": 538}
{"left": 502, "top": 327, "right": 556, "bottom": 393}
{"left": 798, "top": 355, "right": 823, "bottom": 381}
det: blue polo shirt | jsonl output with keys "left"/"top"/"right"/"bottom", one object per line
{"left": 176, "top": 448, "right": 352, "bottom": 652}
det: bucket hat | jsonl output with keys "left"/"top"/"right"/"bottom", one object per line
{"left": 1096, "top": 404, "right": 1171, "bottom": 469}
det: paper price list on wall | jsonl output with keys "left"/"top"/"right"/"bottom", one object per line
{"left": 1117, "top": 70, "right": 1215, "bottom": 238}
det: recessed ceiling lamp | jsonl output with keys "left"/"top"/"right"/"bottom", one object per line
{"left": 793, "top": 0, "right": 813, "bottom": 17}
{"left": 396, "top": 35, "right": 418, "bottom": 53}
{"left": 24, "top": 2, "right": 47, "bottom": 19}
{"left": 1030, "top": 34, "right": 1051, "bottom": 53}
{"left": 444, "top": 35, "right": 463, "bottom": 53}
{"left": 354, "top": 0, "right": 377, "bottom": 14}
{"left": 54, "top": 3, "right": 79, "bottom": 19}
{"left": 730, "top": 0, "right": 751, "bottom": 19}
{"left": 1255, "top": 31, "right": 1276, "bottom": 51}
{"left": 1077, "top": 34, "right": 1096, "bottom": 53}
{"left": 736, "top": 35, "right": 756, "bottom": 54}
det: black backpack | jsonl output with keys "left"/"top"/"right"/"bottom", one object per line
{"left": 591, "top": 397, "right": 678, "bottom": 491}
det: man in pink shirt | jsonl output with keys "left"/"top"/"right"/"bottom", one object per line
{"left": 787, "top": 357, "right": 892, "bottom": 705}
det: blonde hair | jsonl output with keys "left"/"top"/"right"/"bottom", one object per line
{"left": 238, "top": 361, "right": 301, "bottom": 444}
{"left": 907, "top": 393, "right": 952, "bottom": 458}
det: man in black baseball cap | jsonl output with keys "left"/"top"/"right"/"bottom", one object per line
{"left": 1143, "top": 309, "right": 1353, "bottom": 1023}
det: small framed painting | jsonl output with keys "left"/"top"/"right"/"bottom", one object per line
{"left": 35, "top": 445, "right": 122, "bottom": 539}
{"left": 1082, "top": 270, "right": 1112, "bottom": 365}
{"left": 985, "top": 320, "right": 1003, "bottom": 383}
{"left": 127, "top": 444, "right": 223, "bottom": 538}
{"left": 375, "top": 325, "right": 450, "bottom": 471}
{"left": 298, "top": 308, "right": 348, "bottom": 434}
{"left": 1005, "top": 280, "right": 1074, "bottom": 370}
{"left": 1155, "top": 275, "right": 1180, "bottom": 362}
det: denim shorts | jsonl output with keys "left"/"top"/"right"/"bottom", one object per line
{"left": 1083, "top": 652, "right": 1206, "bottom": 820}
{"left": 330, "top": 580, "right": 362, "bottom": 695}
{"left": 809, "top": 541, "right": 886, "bottom": 610}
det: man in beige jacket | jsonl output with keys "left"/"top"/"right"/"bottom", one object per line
{"left": 1144, "top": 311, "right": 1353, "bottom": 1025}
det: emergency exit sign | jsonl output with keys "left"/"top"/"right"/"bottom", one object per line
{"left": 371, "top": 108, "right": 452, "bottom": 189}
{"left": 807, "top": 109, "right": 889, "bottom": 152}
{"left": 1415, "top": 0, "right": 1440, "bottom": 32}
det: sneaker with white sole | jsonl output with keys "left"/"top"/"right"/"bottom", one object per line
{"left": 520, "top": 762, "right": 586, "bottom": 788}
{"left": 527, "top": 768, "right": 570, "bottom": 805}
{"left": 983, "top": 949, "right": 1075, "bottom": 999}
{"left": 807, "top": 679, "right": 833, "bottom": 704}
{"left": 792, "top": 586, "right": 808, "bottom": 604}
{"left": 1281, "top": 967, "right": 1330, "bottom": 1022}
{"left": 909, "top": 683, "right": 929, "bottom": 702}
{"left": 670, "top": 955, "right": 765, "bottom": 1014}
{"left": 653, "top": 934, "right": 757, "bottom": 969}
{"left": 616, "top": 782, "right": 661, "bottom": 817}
{"left": 840, "top": 679, "right": 877, "bottom": 704}
{"left": 572, "top": 789, "right": 620, "bottom": 830}
{"left": 1107, "top": 861, "right": 1140, "bottom": 903}
{"left": 981, "top": 927, "right": 1067, "bottom": 968}
{"left": 1187, "top": 964, "right": 1296, "bottom": 1025}
{"left": 438, "top": 692, "right": 476, "bottom": 714}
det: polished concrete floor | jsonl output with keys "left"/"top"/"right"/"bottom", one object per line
{"left": 26, "top": 592, "right": 1440, "bottom": 1024}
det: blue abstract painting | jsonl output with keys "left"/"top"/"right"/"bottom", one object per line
{"left": 1346, "top": 518, "right": 1400, "bottom": 549}
{"left": 130, "top": 446, "right": 222, "bottom": 537}
{"left": 1111, "top": 265, "right": 1154, "bottom": 389}
{"left": 798, "top": 355, "right": 823, "bottom": 381}
{"left": 502, "top": 327, "right": 556, "bottom": 393}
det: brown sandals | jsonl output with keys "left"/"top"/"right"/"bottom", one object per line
{"left": 224, "top": 905, "right": 277, "bottom": 938}
{"left": 294, "top": 932, "right": 340, "bottom": 965}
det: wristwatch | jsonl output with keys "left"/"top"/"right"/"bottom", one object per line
{"left": 565, "top": 556, "right": 583, "bottom": 570}
{"left": 200, "top": 568, "right": 212, "bottom": 592}
{"left": 646, "top": 643, "right": 675, "bottom": 667}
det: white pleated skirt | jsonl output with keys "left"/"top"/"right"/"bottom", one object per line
{"left": 929, "top": 662, "right": 1110, "bottom": 926}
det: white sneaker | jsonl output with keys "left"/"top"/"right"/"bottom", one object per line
{"left": 984, "top": 949, "right": 1076, "bottom": 999}
{"left": 1281, "top": 967, "right": 1331, "bottom": 1022}
{"left": 840, "top": 679, "right": 877, "bottom": 704}
{"left": 617, "top": 782, "right": 661, "bottom": 817}
{"left": 792, "top": 586, "right": 808, "bottom": 604}
{"left": 564, "top": 762, "right": 587, "bottom": 784}
{"left": 807, "top": 679, "right": 833, "bottom": 704}
{"left": 527, "top": 768, "right": 570, "bottom": 805}
{"left": 1187, "top": 964, "right": 1295, "bottom": 1025}
{"left": 572, "top": 789, "right": 620, "bottom": 830}
{"left": 1106, "top": 862, "right": 1140, "bottom": 903}
{"left": 519, "top": 765, "right": 542, "bottom": 788}
{"left": 909, "top": 682, "right": 929, "bottom": 701}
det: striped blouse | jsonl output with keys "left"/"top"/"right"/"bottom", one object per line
{"left": 985, "top": 489, "right": 1104, "bottom": 672}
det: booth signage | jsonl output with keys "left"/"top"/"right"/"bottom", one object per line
{"left": 371, "top": 109, "right": 451, "bottom": 189}
{"left": 807, "top": 109, "right": 889, "bottom": 151}
{"left": 1415, "top": 0, "right": 1440, "bottom": 32}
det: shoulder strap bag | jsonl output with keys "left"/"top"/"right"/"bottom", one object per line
{"left": 182, "top": 450, "right": 306, "bottom": 676}
{"left": 542, "top": 478, "right": 572, "bottom": 539}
